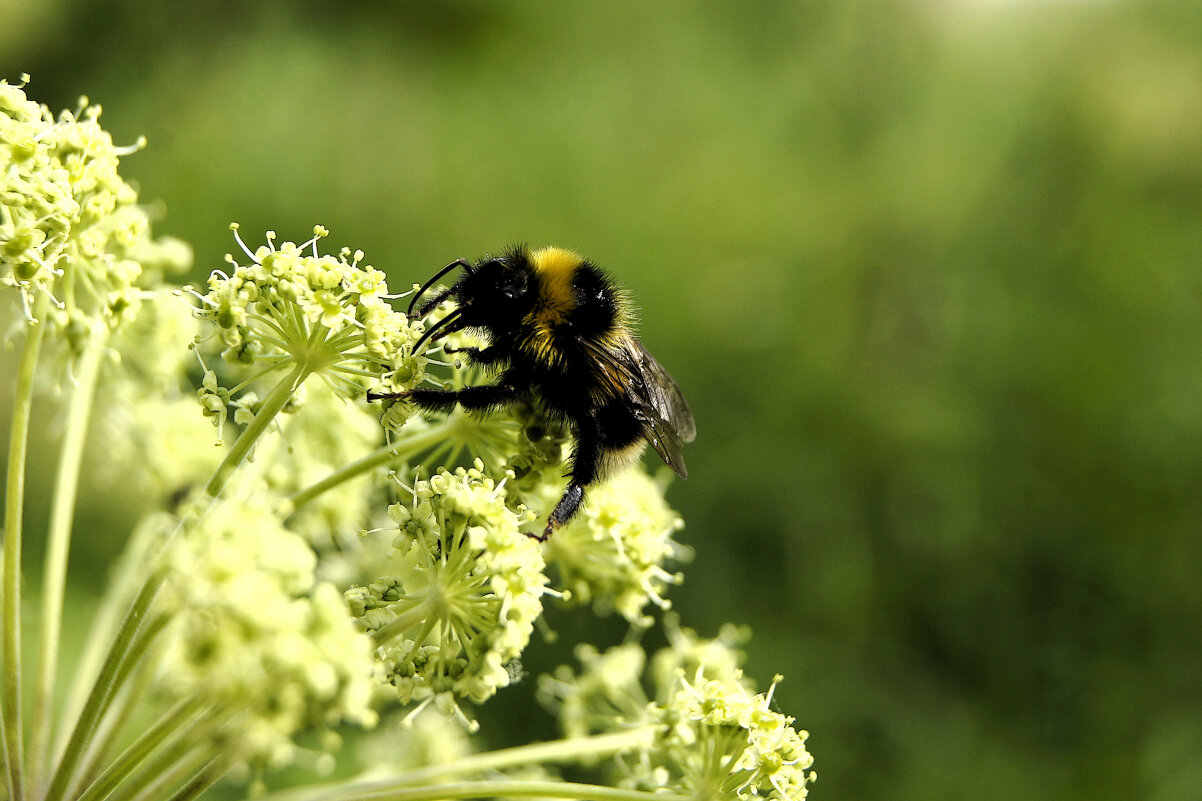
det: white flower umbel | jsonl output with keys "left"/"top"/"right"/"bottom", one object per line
{"left": 188, "top": 225, "right": 420, "bottom": 499}
{"left": 349, "top": 463, "right": 549, "bottom": 725}
{"left": 154, "top": 500, "right": 377, "bottom": 771}
{"left": 540, "top": 627, "right": 816, "bottom": 801}
{"left": 1, "top": 76, "right": 188, "bottom": 337}
{"left": 543, "top": 467, "right": 690, "bottom": 626}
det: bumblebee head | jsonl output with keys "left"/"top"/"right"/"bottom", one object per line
{"left": 452, "top": 254, "right": 534, "bottom": 323}
{"left": 407, "top": 249, "right": 534, "bottom": 352}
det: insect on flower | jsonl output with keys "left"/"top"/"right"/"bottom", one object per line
{"left": 369, "top": 245, "right": 696, "bottom": 540}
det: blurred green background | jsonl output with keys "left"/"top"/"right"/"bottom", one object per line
{"left": 5, "top": 0, "right": 1202, "bottom": 798}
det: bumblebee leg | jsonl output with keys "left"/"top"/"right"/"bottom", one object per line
{"left": 542, "top": 485, "right": 585, "bottom": 540}
{"left": 441, "top": 343, "right": 508, "bottom": 366}
{"left": 402, "top": 383, "right": 521, "bottom": 415}
{"left": 365, "top": 389, "right": 412, "bottom": 402}
{"left": 366, "top": 383, "right": 520, "bottom": 412}
{"left": 539, "top": 416, "right": 601, "bottom": 540}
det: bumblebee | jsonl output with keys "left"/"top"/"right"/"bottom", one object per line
{"left": 370, "top": 245, "right": 696, "bottom": 540}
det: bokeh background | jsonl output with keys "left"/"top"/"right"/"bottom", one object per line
{"left": 5, "top": 1, "right": 1202, "bottom": 799}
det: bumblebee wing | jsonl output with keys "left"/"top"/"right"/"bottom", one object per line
{"left": 625, "top": 338, "right": 696, "bottom": 478}
{"left": 582, "top": 335, "right": 695, "bottom": 478}
{"left": 627, "top": 337, "right": 696, "bottom": 443}
{"left": 578, "top": 336, "right": 634, "bottom": 400}
{"left": 643, "top": 410, "right": 691, "bottom": 478}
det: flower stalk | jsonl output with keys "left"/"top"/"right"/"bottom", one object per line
{"left": 321, "top": 779, "right": 691, "bottom": 801}
{"left": 2, "top": 289, "right": 51, "bottom": 801}
{"left": 203, "top": 362, "right": 309, "bottom": 499}
{"left": 73, "top": 698, "right": 211, "bottom": 801}
{"left": 286, "top": 420, "right": 458, "bottom": 513}
{"left": 312, "top": 727, "right": 661, "bottom": 798}
{"left": 42, "top": 588, "right": 168, "bottom": 801}
{"left": 32, "top": 325, "right": 110, "bottom": 789}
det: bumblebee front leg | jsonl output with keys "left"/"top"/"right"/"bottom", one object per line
{"left": 442, "top": 342, "right": 508, "bottom": 366}
{"left": 367, "top": 383, "right": 521, "bottom": 414}
{"left": 540, "top": 416, "right": 601, "bottom": 540}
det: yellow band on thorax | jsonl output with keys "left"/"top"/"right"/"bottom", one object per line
{"left": 528, "top": 246, "right": 583, "bottom": 324}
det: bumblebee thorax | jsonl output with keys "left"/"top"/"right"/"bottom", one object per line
{"left": 526, "top": 246, "right": 584, "bottom": 326}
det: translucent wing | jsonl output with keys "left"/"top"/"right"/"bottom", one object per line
{"left": 581, "top": 334, "right": 696, "bottom": 478}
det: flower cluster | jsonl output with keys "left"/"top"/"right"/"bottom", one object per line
{"left": 540, "top": 625, "right": 816, "bottom": 801}
{"left": 653, "top": 671, "right": 815, "bottom": 801}
{"left": 84, "top": 290, "right": 220, "bottom": 510}
{"left": 542, "top": 467, "right": 690, "bottom": 626}
{"left": 155, "top": 500, "right": 378, "bottom": 768}
{"left": 348, "top": 463, "right": 549, "bottom": 722}
{"left": 0, "top": 75, "right": 188, "bottom": 339}
{"left": 194, "top": 225, "right": 414, "bottom": 385}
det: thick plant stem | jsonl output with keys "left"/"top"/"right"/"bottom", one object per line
{"left": 75, "top": 628, "right": 169, "bottom": 794}
{"left": 42, "top": 581, "right": 164, "bottom": 801}
{"left": 254, "top": 728, "right": 662, "bottom": 801}
{"left": 330, "top": 779, "right": 688, "bottom": 801}
{"left": 287, "top": 421, "right": 456, "bottom": 512}
{"left": 204, "top": 362, "right": 309, "bottom": 499}
{"left": 377, "top": 728, "right": 660, "bottom": 786}
{"left": 54, "top": 493, "right": 168, "bottom": 761}
{"left": 114, "top": 741, "right": 225, "bottom": 801}
{"left": 74, "top": 696, "right": 211, "bottom": 801}
{"left": 2, "top": 290, "right": 51, "bottom": 801}
{"left": 30, "top": 327, "right": 108, "bottom": 793}
{"left": 98, "top": 712, "right": 230, "bottom": 801}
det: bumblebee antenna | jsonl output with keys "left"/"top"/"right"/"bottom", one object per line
{"left": 408, "top": 258, "right": 471, "bottom": 317}
{"left": 410, "top": 307, "right": 464, "bottom": 354}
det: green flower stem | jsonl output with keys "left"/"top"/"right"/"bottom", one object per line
{"left": 329, "top": 779, "right": 690, "bottom": 801}
{"left": 75, "top": 627, "right": 172, "bottom": 793}
{"left": 50, "top": 361, "right": 309, "bottom": 801}
{"left": 287, "top": 420, "right": 457, "bottom": 512}
{"left": 161, "top": 752, "right": 236, "bottom": 801}
{"left": 258, "top": 728, "right": 662, "bottom": 801}
{"left": 115, "top": 737, "right": 228, "bottom": 801}
{"left": 42, "top": 584, "right": 167, "bottom": 801}
{"left": 204, "top": 361, "right": 310, "bottom": 499}
{"left": 30, "top": 326, "right": 109, "bottom": 792}
{"left": 74, "top": 696, "right": 210, "bottom": 801}
{"left": 374, "top": 728, "right": 661, "bottom": 788}
{"left": 2, "top": 290, "right": 51, "bottom": 801}
{"left": 370, "top": 599, "right": 436, "bottom": 646}
{"left": 55, "top": 496, "right": 166, "bottom": 759}
{"left": 100, "top": 710, "right": 231, "bottom": 801}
